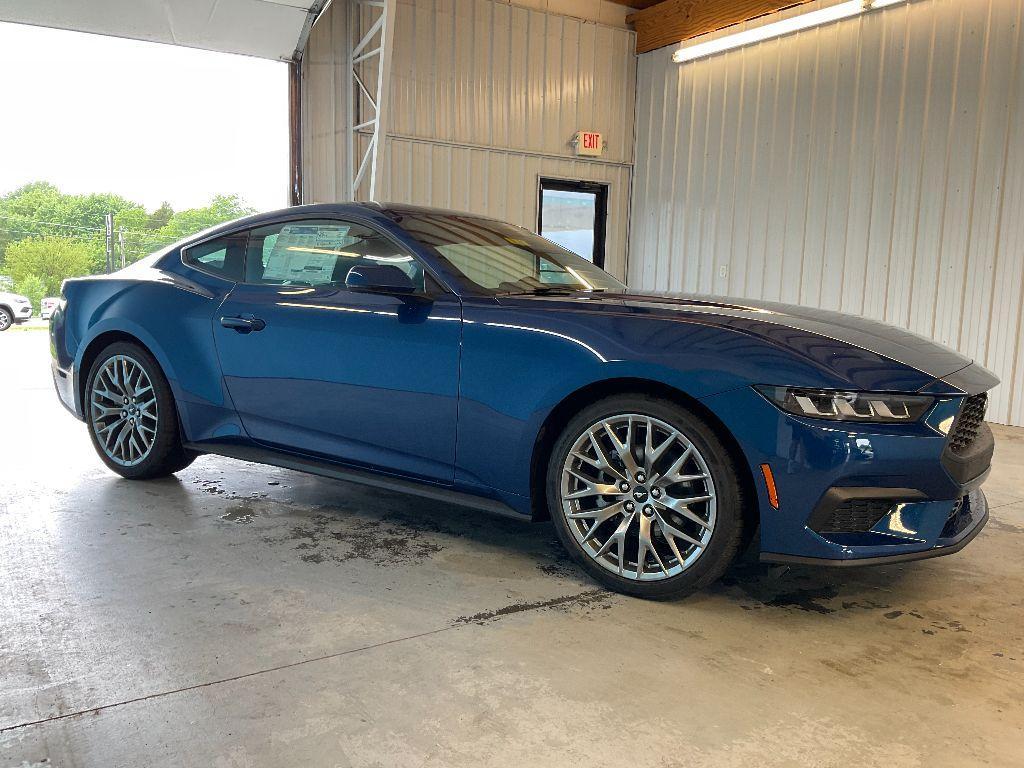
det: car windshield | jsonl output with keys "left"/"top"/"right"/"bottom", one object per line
{"left": 392, "top": 212, "right": 625, "bottom": 295}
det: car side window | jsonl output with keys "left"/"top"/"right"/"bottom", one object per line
{"left": 182, "top": 233, "right": 246, "bottom": 281}
{"left": 243, "top": 219, "right": 427, "bottom": 291}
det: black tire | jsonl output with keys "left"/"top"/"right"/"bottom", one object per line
{"left": 0, "top": 306, "right": 12, "bottom": 331}
{"left": 84, "top": 341, "right": 196, "bottom": 479}
{"left": 546, "top": 394, "right": 746, "bottom": 599}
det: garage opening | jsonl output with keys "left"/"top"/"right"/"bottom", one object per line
{"left": 537, "top": 178, "right": 608, "bottom": 268}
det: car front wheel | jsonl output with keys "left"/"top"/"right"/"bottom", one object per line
{"left": 0, "top": 307, "right": 12, "bottom": 331}
{"left": 547, "top": 395, "right": 747, "bottom": 599}
{"left": 85, "top": 341, "right": 195, "bottom": 479}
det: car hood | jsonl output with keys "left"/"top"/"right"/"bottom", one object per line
{"left": 506, "top": 290, "right": 977, "bottom": 382}
{"left": 629, "top": 291, "right": 975, "bottom": 379}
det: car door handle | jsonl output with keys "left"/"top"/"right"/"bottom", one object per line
{"left": 220, "top": 315, "right": 266, "bottom": 333}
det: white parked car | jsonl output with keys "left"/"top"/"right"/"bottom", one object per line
{"left": 0, "top": 291, "right": 33, "bottom": 331}
{"left": 40, "top": 296, "right": 60, "bottom": 320}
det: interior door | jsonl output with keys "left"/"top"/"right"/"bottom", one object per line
{"left": 211, "top": 218, "right": 461, "bottom": 484}
{"left": 537, "top": 178, "right": 608, "bottom": 267}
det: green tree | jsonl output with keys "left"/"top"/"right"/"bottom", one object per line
{"left": 14, "top": 274, "right": 45, "bottom": 312}
{"left": 158, "top": 194, "right": 255, "bottom": 241}
{"left": 146, "top": 201, "right": 174, "bottom": 230}
{"left": 0, "top": 182, "right": 145, "bottom": 266}
{"left": 4, "top": 236, "right": 95, "bottom": 295}
{"left": 113, "top": 195, "right": 254, "bottom": 265}
{"left": 1, "top": 183, "right": 258, "bottom": 269}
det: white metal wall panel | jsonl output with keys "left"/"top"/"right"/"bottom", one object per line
{"left": 302, "top": 0, "right": 638, "bottom": 280}
{"left": 301, "top": 4, "right": 351, "bottom": 203}
{"left": 388, "top": 0, "right": 636, "bottom": 163}
{"left": 380, "top": 135, "right": 633, "bottom": 278}
{"left": 380, "top": 0, "right": 636, "bottom": 280}
{"left": 630, "top": 0, "right": 1024, "bottom": 426}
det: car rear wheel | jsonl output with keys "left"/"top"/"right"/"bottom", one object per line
{"left": 547, "top": 395, "right": 746, "bottom": 599}
{"left": 85, "top": 342, "right": 195, "bottom": 479}
{"left": 0, "top": 307, "right": 12, "bottom": 331}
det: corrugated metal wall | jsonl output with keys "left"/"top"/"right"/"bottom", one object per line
{"left": 630, "top": 0, "right": 1024, "bottom": 426}
{"left": 301, "top": 0, "right": 637, "bottom": 280}
{"left": 301, "top": 5, "right": 351, "bottom": 205}
{"left": 381, "top": 0, "right": 637, "bottom": 279}
{"left": 388, "top": 0, "right": 635, "bottom": 164}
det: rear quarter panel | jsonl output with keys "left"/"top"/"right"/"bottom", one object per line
{"left": 58, "top": 265, "right": 242, "bottom": 442}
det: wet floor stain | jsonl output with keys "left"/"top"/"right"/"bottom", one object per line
{"left": 536, "top": 560, "right": 578, "bottom": 578}
{"left": 715, "top": 562, "right": 842, "bottom": 614}
{"left": 708, "top": 560, "right": 984, "bottom": 643}
{"left": 265, "top": 512, "right": 445, "bottom": 567}
{"left": 234, "top": 483, "right": 578, "bottom": 574}
{"left": 454, "top": 589, "right": 611, "bottom": 625}
{"left": 220, "top": 506, "right": 257, "bottom": 525}
{"left": 193, "top": 477, "right": 227, "bottom": 496}
{"left": 533, "top": 537, "right": 581, "bottom": 579}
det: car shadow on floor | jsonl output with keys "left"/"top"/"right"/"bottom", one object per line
{"left": 99, "top": 464, "right": 967, "bottom": 615}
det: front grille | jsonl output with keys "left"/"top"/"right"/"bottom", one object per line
{"left": 816, "top": 498, "right": 895, "bottom": 533}
{"left": 947, "top": 393, "right": 988, "bottom": 455}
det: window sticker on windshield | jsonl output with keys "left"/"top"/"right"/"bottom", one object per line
{"left": 262, "top": 224, "right": 357, "bottom": 283}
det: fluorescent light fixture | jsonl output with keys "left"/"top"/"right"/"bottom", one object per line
{"left": 673, "top": 0, "right": 904, "bottom": 63}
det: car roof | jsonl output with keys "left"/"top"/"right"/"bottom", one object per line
{"left": 372, "top": 202, "right": 502, "bottom": 221}
{"left": 215, "top": 201, "right": 501, "bottom": 232}
{"left": 156, "top": 202, "right": 508, "bottom": 261}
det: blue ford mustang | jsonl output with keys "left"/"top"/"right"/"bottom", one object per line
{"left": 50, "top": 203, "right": 997, "bottom": 598}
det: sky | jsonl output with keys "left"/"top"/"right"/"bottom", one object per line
{"left": 0, "top": 22, "right": 289, "bottom": 213}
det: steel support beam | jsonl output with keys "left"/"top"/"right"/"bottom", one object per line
{"left": 348, "top": 0, "right": 394, "bottom": 201}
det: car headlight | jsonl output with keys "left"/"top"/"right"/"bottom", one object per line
{"left": 755, "top": 386, "right": 934, "bottom": 423}
{"left": 14, "top": 297, "right": 30, "bottom": 305}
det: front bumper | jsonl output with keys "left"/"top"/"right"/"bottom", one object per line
{"left": 761, "top": 489, "right": 988, "bottom": 566}
{"left": 701, "top": 386, "right": 993, "bottom": 565}
{"left": 13, "top": 304, "right": 32, "bottom": 322}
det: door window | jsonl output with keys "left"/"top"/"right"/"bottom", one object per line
{"left": 537, "top": 179, "right": 608, "bottom": 267}
{"left": 243, "top": 219, "right": 426, "bottom": 291}
{"left": 182, "top": 233, "right": 247, "bottom": 281}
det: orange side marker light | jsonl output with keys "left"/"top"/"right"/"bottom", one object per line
{"left": 760, "top": 463, "right": 780, "bottom": 509}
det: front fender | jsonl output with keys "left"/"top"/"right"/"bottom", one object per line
{"left": 454, "top": 300, "right": 934, "bottom": 501}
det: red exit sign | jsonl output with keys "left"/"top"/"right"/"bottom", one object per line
{"left": 574, "top": 131, "right": 603, "bottom": 157}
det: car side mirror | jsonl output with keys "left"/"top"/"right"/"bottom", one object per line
{"left": 345, "top": 264, "right": 417, "bottom": 295}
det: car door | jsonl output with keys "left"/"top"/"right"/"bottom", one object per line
{"left": 209, "top": 217, "right": 462, "bottom": 484}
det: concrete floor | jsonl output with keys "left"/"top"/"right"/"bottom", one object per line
{"left": 1, "top": 329, "right": 1022, "bottom": 767}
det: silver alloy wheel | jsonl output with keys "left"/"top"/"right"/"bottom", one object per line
{"left": 0, "top": 308, "right": 10, "bottom": 331}
{"left": 560, "top": 413, "right": 717, "bottom": 581}
{"left": 89, "top": 354, "right": 158, "bottom": 467}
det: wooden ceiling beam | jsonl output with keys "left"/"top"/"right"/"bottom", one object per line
{"left": 627, "top": 0, "right": 815, "bottom": 55}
